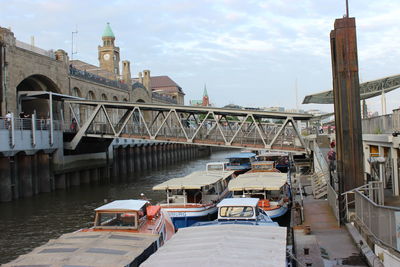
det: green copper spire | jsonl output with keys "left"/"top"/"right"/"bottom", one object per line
{"left": 102, "top": 22, "right": 115, "bottom": 38}
{"left": 203, "top": 84, "right": 208, "bottom": 97}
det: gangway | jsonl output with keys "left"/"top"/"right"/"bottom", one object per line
{"left": 64, "top": 100, "right": 313, "bottom": 152}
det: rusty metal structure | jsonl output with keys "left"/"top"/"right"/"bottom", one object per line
{"left": 64, "top": 100, "right": 313, "bottom": 152}
{"left": 330, "top": 17, "right": 364, "bottom": 223}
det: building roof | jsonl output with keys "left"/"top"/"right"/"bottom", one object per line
{"left": 141, "top": 224, "right": 287, "bottom": 267}
{"left": 102, "top": 22, "right": 115, "bottom": 38}
{"left": 217, "top": 198, "right": 260, "bottom": 207}
{"left": 95, "top": 200, "right": 149, "bottom": 211}
{"left": 70, "top": 59, "right": 113, "bottom": 77}
{"left": 228, "top": 172, "right": 287, "bottom": 191}
{"left": 153, "top": 170, "right": 234, "bottom": 190}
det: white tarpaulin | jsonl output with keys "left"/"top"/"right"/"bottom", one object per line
{"left": 141, "top": 224, "right": 287, "bottom": 267}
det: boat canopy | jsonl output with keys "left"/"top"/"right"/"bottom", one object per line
{"left": 141, "top": 224, "right": 287, "bottom": 267}
{"left": 153, "top": 170, "right": 234, "bottom": 190}
{"left": 228, "top": 172, "right": 287, "bottom": 191}
{"left": 226, "top": 152, "right": 256, "bottom": 159}
{"left": 217, "top": 198, "right": 259, "bottom": 207}
{"left": 257, "top": 152, "right": 288, "bottom": 157}
{"left": 95, "top": 200, "right": 148, "bottom": 212}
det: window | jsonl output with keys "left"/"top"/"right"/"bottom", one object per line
{"left": 219, "top": 206, "right": 254, "bottom": 218}
{"left": 95, "top": 212, "right": 138, "bottom": 229}
{"left": 113, "top": 55, "right": 117, "bottom": 60}
{"left": 114, "top": 68, "right": 118, "bottom": 74}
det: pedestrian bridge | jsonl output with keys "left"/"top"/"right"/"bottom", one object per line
{"left": 65, "top": 100, "right": 313, "bottom": 153}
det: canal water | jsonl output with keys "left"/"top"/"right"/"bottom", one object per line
{"left": 0, "top": 150, "right": 237, "bottom": 263}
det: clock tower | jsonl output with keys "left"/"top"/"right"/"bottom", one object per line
{"left": 98, "top": 22, "right": 120, "bottom": 79}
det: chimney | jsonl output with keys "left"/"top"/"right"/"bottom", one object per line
{"left": 122, "top": 60, "right": 132, "bottom": 85}
{"left": 143, "top": 70, "right": 152, "bottom": 93}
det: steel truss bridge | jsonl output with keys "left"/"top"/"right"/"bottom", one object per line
{"left": 65, "top": 100, "right": 313, "bottom": 153}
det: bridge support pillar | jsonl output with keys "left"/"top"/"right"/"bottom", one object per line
{"left": 141, "top": 146, "right": 148, "bottom": 172}
{"left": 146, "top": 146, "right": 152, "bottom": 170}
{"left": 38, "top": 153, "right": 51, "bottom": 192}
{"left": 119, "top": 147, "right": 127, "bottom": 177}
{"left": 0, "top": 157, "right": 12, "bottom": 202}
{"left": 111, "top": 148, "right": 119, "bottom": 181}
{"left": 90, "top": 169, "right": 99, "bottom": 184}
{"left": 128, "top": 147, "right": 135, "bottom": 174}
{"left": 134, "top": 146, "right": 141, "bottom": 172}
{"left": 70, "top": 171, "right": 80, "bottom": 186}
{"left": 55, "top": 174, "right": 66, "bottom": 189}
{"left": 80, "top": 170, "right": 90, "bottom": 184}
{"left": 174, "top": 144, "right": 179, "bottom": 163}
{"left": 152, "top": 145, "right": 158, "bottom": 169}
{"left": 18, "top": 154, "right": 33, "bottom": 198}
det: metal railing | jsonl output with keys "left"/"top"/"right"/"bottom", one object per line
{"left": 362, "top": 114, "right": 393, "bottom": 134}
{"left": 15, "top": 40, "right": 56, "bottom": 59}
{"left": 69, "top": 66, "right": 130, "bottom": 91}
{"left": 344, "top": 181, "right": 400, "bottom": 252}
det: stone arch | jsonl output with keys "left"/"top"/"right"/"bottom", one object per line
{"left": 101, "top": 93, "right": 108, "bottom": 100}
{"left": 113, "top": 96, "right": 118, "bottom": 102}
{"left": 137, "top": 99, "right": 145, "bottom": 103}
{"left": 87, "top": 91, "right": 96, "bottom": 100}
{"left": 16, "top": 74, "right": 62, "bottom": 120}
{"left": 123, "top": 98, "right": 128, "bottom": 102}
{"left": 71, "top": 87, "right": 83, "bottom": 123}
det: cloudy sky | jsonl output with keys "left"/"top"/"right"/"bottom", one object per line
{"left": 1, "top": 0, "right": 400, "bottom": 113}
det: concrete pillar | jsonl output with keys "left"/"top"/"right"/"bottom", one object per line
{"left": 0, "top": 157, "right": 12, "bottom": 201}
{"left": 160, "top": 145, "right": 166, "bottom": 168}
{"left": 146, "top": 146, "right": 152, "bottom": 170}
{"left": 55, "top": 174, "right": 66, "bottom": 189}
{"left": 174, "top": 144, "right": 179, "bottom": 163}
{"left": 31, "top": 154, "right": 39, "bottom": 195}
{"left": 141, "top": 146, "right": 148, "bottom": 172}
{"left": 111, "top": 148, "right": 119, "bottom": 181}
{"left": 152, "top": 145, "right": 158, "bottom": 169}
{"left": 134, "top": 146, "right": 141, "bottom": 173}
{"left": 119, "top": 147, "right": 127, "bottom": 177}
{"left": 18, "top": 154, "right": 33, "bottom": 198}
{"left": 128, "top": 147, "right": 135, "bottom": 174}
{"left": 70, "top": 171, "right": 80, "bottom": 186}
{"left": 90, "top": 168, "right": 99, "bottom": 184}
{"left": 80, "top": 170, "right": 90, "bottom": 184}
{"left": 391, "top": 147, "right": 399, "bottom": 196}
{"left": 38, "top": 153, "right": 51, "bottom": 193}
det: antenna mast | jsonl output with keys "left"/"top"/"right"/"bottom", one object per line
{"left": 71, "top": 26, "right": 78, "bottom": 61}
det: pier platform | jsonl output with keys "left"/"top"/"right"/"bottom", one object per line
{"left": 294, "top": 175, "right": 367, "bottom": 267}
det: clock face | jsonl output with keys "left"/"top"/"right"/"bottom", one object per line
{"left": 103, "top": 53, "right": 110, "bottom": 61}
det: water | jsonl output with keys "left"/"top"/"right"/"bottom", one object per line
{"left": 0, "top": 150, "right": 235, "bottom": 264}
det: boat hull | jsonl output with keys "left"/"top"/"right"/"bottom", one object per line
{"left": 163, "top": 206, "right": 218, "bottom": 228}
{"left": 264, "top": 205, "right": 288, "bottom": 219}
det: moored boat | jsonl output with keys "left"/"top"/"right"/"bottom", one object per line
{"left": 225, "top": 152, "right": 256, "bottom": 174}
{"left": 255, "top": 151, "right": 289, "bottom": 173}
{"left": 153, "top": 165, "right": 235, "bottom": 228}
{"left": 4, "top": 199, "right": 175, "bottom": 267}
{"left": 80, "top": 199, "right": 175, "bottom": 243}
{"left": 228, "top": 172, "right": 291, "bottom": 219}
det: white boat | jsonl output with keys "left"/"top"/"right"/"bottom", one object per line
{"left": 153, "top": 164, "right": 235, "bottom": 228}
{"left": 228, "top": 172, "right": 291, "bottom": 219}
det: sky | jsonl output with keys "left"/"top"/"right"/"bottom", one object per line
{"left": 1, "top": 0, "right": 400, "bottom": 113}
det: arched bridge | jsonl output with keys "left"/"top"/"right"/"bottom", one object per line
{"left": 64, "top": 100, "right": 313, "bottom": 153}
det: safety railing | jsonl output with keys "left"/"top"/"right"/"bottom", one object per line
{"left": 344, "top": 181, "right": 400, "bottom": 252}
{"left": 152, "top": 92, "right": 177, "bottom": 104}
{"left": 0, "top": 115, "right": 61, "bottom": 149}
{"left": 15, "top": 40, "right": 56, "bottom": 59}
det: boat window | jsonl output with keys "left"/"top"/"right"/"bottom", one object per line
{"left": 95, "top": 212, "right": 137, "bottom": 228}
{"left": 170, "top": 189, "right": 184, "bottom": 195}
{"left": 219, "top": 206, "right": 254, "bottom": 218}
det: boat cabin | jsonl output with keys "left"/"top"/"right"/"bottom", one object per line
{"left": 226, "top": 152, "right": 256, "bottom": 171}
{"left": 256, "top": 152, "right": 289, "bottom": 173}
{"left": 93, "top": 200, "right": 161, "bottom": 230}
{"left": 228, "top": 172, "right": 289, "bottom": 208}
{"left": 153, "top": 170, "right": 234, "bottom": 205}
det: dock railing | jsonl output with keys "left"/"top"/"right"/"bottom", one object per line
{"left": 344, "top": 181, "right": 400, "bottom": 253}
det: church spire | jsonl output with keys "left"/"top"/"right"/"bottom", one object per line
{"left": 203, "top": 84, "right": 208, "bottom": 97}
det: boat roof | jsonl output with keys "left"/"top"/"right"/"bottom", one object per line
{"left": 4, "top": 231, "right": 158, "bottom": 267}
{"left": 153, "top": 170, "right": 234, "bottom": 190}
{"left": 141, "top": 224, "right": 287, "bottom": 267}
{"left": 226, "top": 152, "right": 256, "bottom": 159}
{"left": 217, "top": 198, "right": 259, "bottom": 207}
{"left": 228, "top": 172, "right": 287, "bottom": 191}
{"left": 95, "top": 200, "right": 148, "bottom": 212}
{"left": 257, "top": 152, "right": 288, "bottom": 157}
